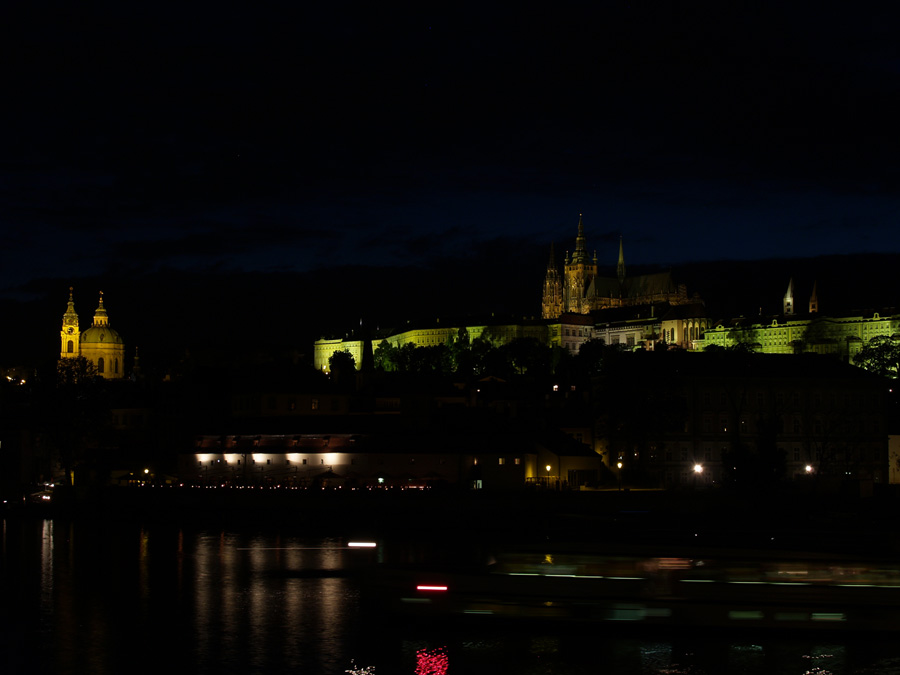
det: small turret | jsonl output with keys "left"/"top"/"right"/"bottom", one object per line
{"left": 809, "top": 281, "right": 818, "bottom": 314}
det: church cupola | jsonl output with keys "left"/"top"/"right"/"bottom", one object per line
{"left": 92, "top": 291, "right": 110, "bottom": 327}
{"left": 60, "top": 287, "right": 81, "bottom": 358}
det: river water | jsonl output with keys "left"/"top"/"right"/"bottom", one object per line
{"left": 3, "top": 516, "right": 900, "bottom": 675}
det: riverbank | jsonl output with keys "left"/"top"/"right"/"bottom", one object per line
{"left": 11, "top": 484, "right": 900, "bottom": 558}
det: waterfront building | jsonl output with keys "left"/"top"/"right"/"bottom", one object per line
{"left": 182, "top": 425, "right": 603, "bottom": 491}
{"left": 59, "top": 288, "right": 126, "bottom": 379}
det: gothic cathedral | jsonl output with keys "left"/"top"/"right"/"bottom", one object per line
{"left": 542, "top": 215, "right": 691, "bottom": 319}
{"left": 60, "top": 288, "right": 126, "bottom": 379}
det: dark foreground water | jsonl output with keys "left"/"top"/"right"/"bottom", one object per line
{"left": 3, "top": 516, "right": 900, "bottom": 675}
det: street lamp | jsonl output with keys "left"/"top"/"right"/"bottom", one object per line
{"left": 545, "top": 464, "right": 551, "bottom": 488}
{"left": 693, "top": 463, "right": 703, "bottom": 489}
{"left": 617, "top": 462, "right": 623, "bottom": 491}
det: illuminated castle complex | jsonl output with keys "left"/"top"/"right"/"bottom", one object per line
{"left": 542, "top": 215, "right": 691, "bottom": 319}
{"left": 60, "top": 288, "right": 126, "bottom": 379}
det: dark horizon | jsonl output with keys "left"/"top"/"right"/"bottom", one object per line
{"left": 3, "top": 4, "right": 900, "bottom": 303}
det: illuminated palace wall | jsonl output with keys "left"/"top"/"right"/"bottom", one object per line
{"left": 314, "top": 304, "right": 710, "bottom": 372}
{"left": 314, "top": 319, "right": 551, "bottom": 372}
{"left": 698, "top": 311, "right": 900, "bottom": 358}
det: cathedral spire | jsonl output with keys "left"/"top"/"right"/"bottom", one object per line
{"left": 617, "top": 236, "right": 626, "bottom": 284}
{"left": 783, "top": 278, "right": 794, "bottom": 316}
{"left": 809, "top": 281, "right": 818, "bottom": 314}
{"left": 571, "top": 213, "right": 588, "bottom": 263}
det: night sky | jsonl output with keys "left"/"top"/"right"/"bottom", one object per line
{"left": 3, "top": 3, "right": 900, "bottom": 360}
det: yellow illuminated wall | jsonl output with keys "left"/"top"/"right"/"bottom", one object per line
{"left": 699, "top": 312, "right": 900, "bottom": 359}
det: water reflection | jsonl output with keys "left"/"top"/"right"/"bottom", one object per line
{"left": 3, "top": 517, "right": 900, "bottom": 674}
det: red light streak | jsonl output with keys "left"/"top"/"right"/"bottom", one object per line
{"left": 415, "top": 647, "right": 448, "bottom": 675}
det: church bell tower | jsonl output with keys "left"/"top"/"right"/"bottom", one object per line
{"left": 60, "top": 287, "right": 80, "bottom": 358}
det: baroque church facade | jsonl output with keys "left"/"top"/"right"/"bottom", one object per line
{"left": 60, "top": 288, "right": 126, "bottom": 379}
{"left": 542, "top": 215, "right": 691, "bottom": 319}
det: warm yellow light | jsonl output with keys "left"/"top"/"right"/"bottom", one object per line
{"left": 545, "top": 465, "right": 551, "bottom": 473}
{"left": 617, "top": 462, "right": 622, "bottom": 469}
{"left": 144, "top": 468, "right": 149, "bottom": 474}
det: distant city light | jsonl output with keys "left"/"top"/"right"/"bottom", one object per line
{"left": 416, "top": 585, "right": 448, "bottom": 591}
{"left": 347, "top": 541, "right": 376, "bottom": 548}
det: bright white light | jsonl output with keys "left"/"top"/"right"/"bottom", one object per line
{"left": 693, "top": 464, "right": 703, "bottom": 474}
{"left": 805, "top": 465, "right": 813, "bottom": 473}
{"left": 347, "top": 541, "right": 376, "bottom": 548}
{"left": 416, "top": 585, "right": 448, "bottom": 591}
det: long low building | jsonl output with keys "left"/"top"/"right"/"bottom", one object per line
{"left": 181, "top": 428, "right": 604, "bottom": 491}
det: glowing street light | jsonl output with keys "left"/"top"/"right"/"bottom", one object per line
{"left": 693, "top": 464, "right": 703, "bottom": 474}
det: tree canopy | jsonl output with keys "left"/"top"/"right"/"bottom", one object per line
{"left": 853, "top": 336, "right": 900, "bottom": 378}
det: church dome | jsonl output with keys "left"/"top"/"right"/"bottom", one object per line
{"left": 80, "top": 292, "right": 124, "bottom": 344}
{"left": 80, "top": 325, "right": 124, "bottom": 345}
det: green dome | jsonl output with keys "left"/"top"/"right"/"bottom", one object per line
{"left": 80, "top": 325, "right": 124, "bottom": 345}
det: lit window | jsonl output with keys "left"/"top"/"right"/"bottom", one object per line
{"left": 514, "top": 458, "right": 521, "bottom": 465}
{"left": 498, "top": 458, "right": 505, "bottom": 465}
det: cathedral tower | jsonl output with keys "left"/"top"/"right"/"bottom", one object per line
{"left": 60, "top": 287, "right": 80, "bottom": 358}
{"left": 564, "top": 214, "right": 598, "bottom": 314}
{"left": 541, "top": 243, "right": 564, "bottom": 319}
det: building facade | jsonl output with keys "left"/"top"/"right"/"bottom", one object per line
{"left": 698, "top": 280, "right": 900, "bottom": 360}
